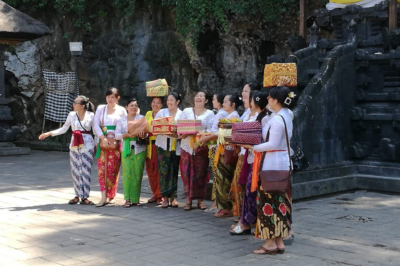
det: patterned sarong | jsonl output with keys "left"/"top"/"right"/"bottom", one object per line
{"left": 122, "top": 150, "right": 146, "bottom": 202}
{"left": 156, "top": 147, "right": 180, "bottom": 197}
{"left": 180, "top": 146, "right": 209, "bottom": 200}
{"left": 97, "top": 150, "right": 121, "bottom": 199}
{"left": 70, "top": 149, "right": 94, "bottom": 198}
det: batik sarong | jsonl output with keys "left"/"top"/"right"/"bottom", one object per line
{"left": 231, "top": 155, "right": 244, "bottom": 216}
{"left": 145, "top": 143, "right": 161, "bottom": 198}
{"left": 122, "top": 150, "right": 146, "bottom": 203}
{"left": 180, "top": 146, "right": 209, "bottom": 200}
{"left": 97, "top": 150, "right": 121, "bottom": 199}
{"left": 256, "top": 185, "right": 290, "bottom": 240}
{"left": 214, "top": 150, "right": 236, "bottom": 209}
{"left": 156, "top": 147, "right": 180, "bottom": 197}
{"left": 209, "top": 146, "right": 217, "bottom": 201}
{"left": 70, "top": 149, "right": 94, "bottom": 198}
{"left": 241, "top": 167, "right": 257, "bottom": 226}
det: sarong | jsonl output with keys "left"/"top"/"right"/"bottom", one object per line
{"left": 214, "top": 150, "right": 236, "bottom": 209}
{"left": 122, "top": 150, "right": 146, "bottom": 202}
{"left": 145, "top": 143, "right": 161, "bottom": 198}
{"left": 209, "top": 146, "right": 217, "bottom": 201}
{"left": 70, "top": 149, "right": 94, "bottom": 198}
{"left": 241, "top": 167, "right": 257, "bottom": 226}
{"left": 97, "top": 150, "right": 121, "bottom": 199}
{"left": 156, "top": 147, "right": 180, "bottom": 197}
{"left": 180, "top": 146, "right": 209, "bottom": 200}
{"left": 231, "top": 155, "right": 244, "bottom": 216}
{"left": 256, "top": 185, "right": 290, "bottom": 240}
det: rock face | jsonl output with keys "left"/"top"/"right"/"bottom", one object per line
{"left": 4, "top": 2, "right": 319, "bottom": 140}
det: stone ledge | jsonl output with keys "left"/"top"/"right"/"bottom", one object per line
{"left": 14, "top": 141, "right": 69, "bottom": 152}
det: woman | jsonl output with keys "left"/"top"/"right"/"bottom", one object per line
{"left": 213, "top": 94, "right": 242, "bottom": 218}
{"left": 143, "top": 97, "right": 163, "bottom": 205}
{"left": 231, "top": 83, "right": 262, "bottom": 219}
{"left": 155, "top": 92, "right": 182, "bottom": 208}
{"left": 198, "top": 93, "right": 227, "bottom": 212}
{"left": 230, "top": 91, "right": 269, "bottom": 235}
{"left": 179, "top": 91, "right": 215, "bottom": 211}
{"left": 39, "top": 96, "right": 96, "bottom": 205}
{"left": 94, "top": 87, "right": 127, "bottom": 207}
{"left": 115, "top": 99, "right": 147, "bottom": 207}
{"left": 250, "top": 86, "right": 295, "bottom": 254}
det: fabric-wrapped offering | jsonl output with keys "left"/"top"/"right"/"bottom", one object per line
{"left": 151, "top": 116, "right": 176, "bottom": 135}
{"left": 128, "top": 117, "right": 149, "bottom": 136}
{"left": 231, "top": 121, "right": 262, "bottom": 145}
{"left": 145, "top": 79, "right": 169, "bottom": 97}
{"left": 196, "top": 132, "right": 216, "bottom": 146}
{"left": 177, "top": 119, "right": 202, "bottom": 135}
{"left": 263, "top": 63, "right": 297, "bottom": 87}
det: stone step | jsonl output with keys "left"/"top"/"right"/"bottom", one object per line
{"left": 0, "top": 143, "right": 30, "bottom": 156}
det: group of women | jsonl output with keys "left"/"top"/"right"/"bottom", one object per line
{"left": 39, "top": 79, "right": 295, "bottom": 255}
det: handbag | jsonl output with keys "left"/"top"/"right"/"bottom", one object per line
{"left": 259, "top": 115, "right": 292, "bottom": 193}
{"left": 99, "top": 107, "right": 120, "bottom": 151}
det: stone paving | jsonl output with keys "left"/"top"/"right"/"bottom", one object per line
{"left": 1, "top": 150, "right": 400, "bottom": 266}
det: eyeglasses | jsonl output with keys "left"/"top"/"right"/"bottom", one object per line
{"left": 73, "top": 102, "right": 82, "bottom": 105}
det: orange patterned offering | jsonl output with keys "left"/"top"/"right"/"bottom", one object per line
{"left": 196, "top": 132, "right": 216, "bottom": 146}
{"left": 146, "top": 79, "right": 169, "bottom": 97}
{"left": 177, "top": 119, "right": 202, "bottom": 135}
{"left": 263, "top": 63, "right": 297, "bottom": 87}
{"left": 151, "top": 116, "right": 176, "bottom": 135}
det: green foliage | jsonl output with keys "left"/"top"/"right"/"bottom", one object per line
{"left": 4, "top": 0, "right": 296, "bottom": 45}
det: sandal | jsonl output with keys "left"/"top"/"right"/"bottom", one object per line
{"left": 183, "top": 203, "right": 192, "bottom": 211}
{"left": 214, "top": 210, "right": 233, "bottom": 218}
{"left": 157, "top": 198, "right": 163, "bottom": 205}
{"left": 147, "top": 196, "right": 157, "bottom": 203}
{"left": 131, "top": 202, "right": 142, "bottom": 206}
{"left": 123, "top": 199, "right": 131, "bottom": 208}
{"left": 161, "top": 201, "right": 169, "bottom": 208}
{"left": 229, "top": 225, "right": 251, "bottom": 235}
{"left": 68, "top": 197, "right": 79, "bottom": 205}
{"left": 253, "top": 246, "right": 278, "bottom": 255}
{"left": 170, "top": 200, "right": 179, "bottom": 208}
{"left": 197, "top": 202, "right": 207, "bottom": 210}
{"left": 80, "top": 198, "right": 94, "bottom": 205}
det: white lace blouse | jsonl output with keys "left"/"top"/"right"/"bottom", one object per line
{"left": 93, "top": 104, "right": 127, "bottom": 144}
{"left": 253, "top": 108, "right": 293, "bottom": 171}
{"left": 154, "top": 108, "right": 183, "bottom": 153}
{"left": 179, "top": 108, "right": 215, "bottom": 154}
{"left": 50, "top": 111, "right": 95, "bottom": 151}
{"left": 115, "top": 114, "right": 146, "bottom": 155}
{"left": 209, "top": 109, "right": 228, "bottom": 134}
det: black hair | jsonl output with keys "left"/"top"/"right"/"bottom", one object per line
{"left": 105, "top": 87, "right": 120, "bottom": 98}
{"left": 126, "top": 98, "right": 139, "bottom": 107}
{"left": 197, "top": 90, "right": 211, "bottom": 102}
{"left": 216, "top": 93, "right": 227, "bottom": 106}
{"left": 77, "top": 95, "right": 95, "bottom": 112}
{"left": 168, "top": 92, "right": 182, "bottom": 103}
{"left": 253, "top": 92, "right": 269, "bottom": 123}
{"left": 151, "top": 97, "right": 164, "bottom": 104}
{"left": 227, "top": 94, "right": 243, "bottom": 109}
{"left": 247, "top": 82, "right": 262, "bottom": 91}
{"left": 269, "top": 86, "right": 295, "bottom": 110}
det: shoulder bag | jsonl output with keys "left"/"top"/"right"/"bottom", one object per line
{"left": 259, "top": 115, "right": 292, "bottom": 193}
{"left": 99, "top": 107, "right": 120, "bottom": 151}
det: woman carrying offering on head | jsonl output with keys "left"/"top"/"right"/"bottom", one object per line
{"left": 39, "top": 96, "right": 96, "bottom": 205}
{"left": 245, "top": 86, "right": 295, "bottom": 254}
{"left": 155, "top": 92, "right": 182, "bottom": 208}
{"left": 143, "top": 97, "right": 164, "bottom": 205}
{"left": 179, "top": 91, "right": 215, "bottom": 211}
{"left": 93, "top": 87, "right": 127, "bottom": 207}
{"left": 115, "top": 98, "right": 147, "bottom": 208}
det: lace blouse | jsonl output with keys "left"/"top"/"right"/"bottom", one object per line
{"left": 209, "top": 109, "right": 228, "bottom": 134}
{"left": 50, "top": 111, "right": 95, "bottom": 151}
{"left": 115, "top": 114, "right": 146, "bottom": 155}
{"left": 93, "top": 104, "right": 127, "bottom": 144}
{"left": 154, "top": 108, "right": 183, "bottom": 153}
{"left": 253, "top": 108, "right": 293, "bottom": 171}
{"left": 179, "top": 108, "right": 215, "bottom": 154}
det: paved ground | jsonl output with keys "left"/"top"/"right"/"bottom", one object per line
{"left": 1, "top": 150, "right": 400, "bottom": 266}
